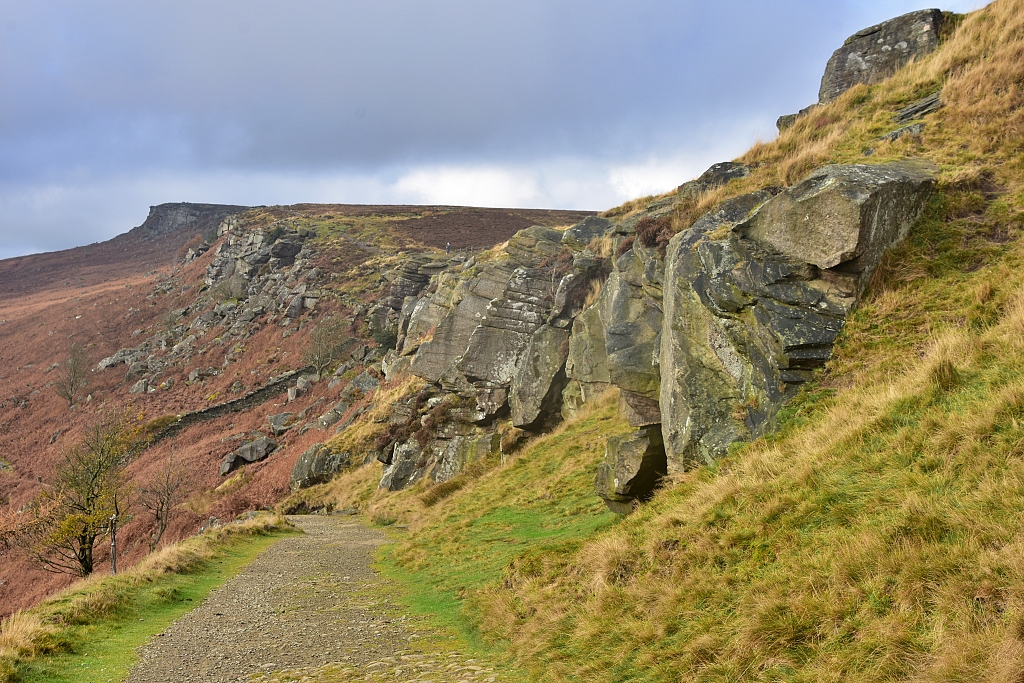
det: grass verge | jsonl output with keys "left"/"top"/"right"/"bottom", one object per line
{"left": 373, "top": 392, "right": 629, "bottom": 659}
{"left": 0, "top": 514, "right": 292, "bottom": 683}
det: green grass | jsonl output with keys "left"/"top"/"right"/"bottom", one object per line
{"left": 6, "top": 521, "right": 291, "bottom": 683}
{"left": 377, "top": 395, "right": 628, "bottom": 649}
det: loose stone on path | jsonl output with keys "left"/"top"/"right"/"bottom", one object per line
{"left": 126, "top": 515, "right": 504, "bottom": 683}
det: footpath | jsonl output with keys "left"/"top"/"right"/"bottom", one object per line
{"left": 126, "top": 516, "right": 503, "bottom": 683}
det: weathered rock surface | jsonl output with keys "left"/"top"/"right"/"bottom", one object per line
{"left": 267, "top": 412, "right": 294, "bottom": 436}
{"left": 819, "top": 9, "right": 944, "bottom": 103}
{"left": 379, "top": 440, "right": 424, "bottom": 491}
{"left": 566, "top": 240, "right": 663, "bottom": 427}
{"left": 408, "top": 265, "right": 512, "bottom": 382}
{"left": 659, "top": 161, "right": 937, "bottom": 471}
{"left": 220, "top": 436, "right": 277, "bottom": 475}
{"left": 561, "top": 216, "right": 614, "bottom": 249}
{"left": 594, "top": 426, "right": 667, "bottom": 514}
{"left": 677, "top": 162, "right": 750, "bottom": 198}
{"left": 895, "top": 91, "right": 943, "bottom": 123}
{"left": 741, "top": 161, "right": 938, "bottom": 282}
{"left": 509, "top": 325, "right": 570, "bottom": 429}
{"left": 290, "top": 443, "right": 352, "bottom": 490}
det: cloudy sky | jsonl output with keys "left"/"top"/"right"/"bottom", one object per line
{"left": 0, "top": 1, "right": 982, "bottom": 258}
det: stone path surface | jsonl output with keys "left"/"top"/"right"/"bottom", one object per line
{"left": 127, "top": 515, "right": 503, "bottom": 683}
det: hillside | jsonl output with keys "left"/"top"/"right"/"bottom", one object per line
{"left": 3, "top": 1, "right": 1024, "bottom": 681}
{"left": 0, "top": 202, "right": 593, "bottom": 615}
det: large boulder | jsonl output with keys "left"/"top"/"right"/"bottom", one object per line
{"left": 561, "top": 216, "right": 614, "bottom": 249}
{"left": 594, "top": 426, "right": 667, "bottom": 514}
{"left": 599, "top": 247, "right": 663, "bottom": 424}
{"left": 503, "top": 225, "right": 565, "bottom": 267}
{"left": 660, "top": 161, "right": 937, "bottom": 472}
{"left": 819, "top": 9, "right": 944, "bottom": 103}
{"left": 429, "top": 431, "right": 500, "bottom": 484}
{"left": 741, "top": 160, "right": 938, "bottom": 290}
{"left": 677, "top": 162, "right": 750, "bottom": 198}
{"left": 219, "top": 436, "right": 277, "bottom": 476}
{"left": 566, "top": 304, "right": 610, "bottom": 384}
{"left": 509, "top": 325, "right": 570, "bottom": 430}
{"left": 267, "top": 412, "right": 294, "bottom": 436}
{"left": 290, "top": 443, "right": 352, "bottom": 490}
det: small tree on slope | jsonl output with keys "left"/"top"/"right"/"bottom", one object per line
{"left": 53, "top": 342, "right": 89, "bottom": 408}
{"left": 13, "top": 409, "right": 145, "bottom": 576}
{"left": 138, "top": 451, "right": 190, "bottom": 552}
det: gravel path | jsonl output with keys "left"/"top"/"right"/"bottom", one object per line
{"left": 127, "top": 515, "right": 503, "bottom": 683}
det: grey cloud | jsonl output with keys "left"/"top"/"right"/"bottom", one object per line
{"left": 0, "top": 0, "right": 983, "bottom": 256}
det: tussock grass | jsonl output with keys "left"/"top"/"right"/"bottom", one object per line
{"left": 325, "top": 374, "right": 426, "bottom": 456}
{"left": 585, "top": 236, "right": 613, "bottom": 259}
{"left": 471, "top": 277, "right": 1024, "bottom": 683}
{"left": 0, "top": 514, "right": 288, "bottom": 681}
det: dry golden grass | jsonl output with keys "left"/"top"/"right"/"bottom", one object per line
{"left": 0, "top": 612, "right": 53, "bottom": 660}
{"left": 468, "top": 272, "right": 1024, "bottom": 682}
{"left": 585, "top": 235, "right": 613, "bottom": 258}
{"left": 0, "top": 514, "right": 286, "bottom": 680}
{"left": 582, "top": 278, "right": 604, "bottom": 309}
{"left": 325, "top": 374, "right": 426, "bottom": 456}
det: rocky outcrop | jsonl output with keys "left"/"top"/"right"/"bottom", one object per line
{"left": 561, "top": 216, "right": 614, "bottom": 249}
{"left": 659, "top": 161, "right": 936, "bottom": 471}
{"left": 566, "top": 234, "right": 663, "bottom": 428}
{"left": 290, "top": 443, "right": 352, "bottom": 490}
{"left": 594, "top": 426, "right": 667, "bottom": 513}
{"left": 677, "top": 162, "right": 750, "bottom": 198}
{"left": 509, "top": 325, "right": 570, "bottom": 429}
{"left": 205, "top": 223, "right": 316, "bottom": 287}
{"left": 777, "top": 10, "right": 945, "bottom": 130}
{"left": 819, "top": 10, "right": 944, "bottom": 104}
{"left": 379, "top": 440, "right": 424, "bottom": 491}
{"left": 742, "top": 161, "right": 938, "bottom": 284}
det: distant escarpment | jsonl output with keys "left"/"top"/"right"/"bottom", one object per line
{"left": 128, "top": 202, "right": 251, "bottom": 240}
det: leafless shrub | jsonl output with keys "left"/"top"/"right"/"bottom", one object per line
{"left": 53, "top": 343, "right": 89, "bottom": 408}
{"left": 303, "top": 319, "right": 347, "bottom": 376}
{"left": 138, "top": 451, "right": 191, "bottom": 552}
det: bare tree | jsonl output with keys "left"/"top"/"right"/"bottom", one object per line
{"left": 138, "top": 451, "right": 190, "bottom": 551}
{"left": 303, "top": 319, "right": 346, "bottom": 376}
{"left": 53, "top": 342, "right": 89, "bottom": 408}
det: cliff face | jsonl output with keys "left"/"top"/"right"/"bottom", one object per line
{"left": 364, "top": 159, "right": 935, "bottom": 508}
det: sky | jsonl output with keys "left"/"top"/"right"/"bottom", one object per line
{"left": 0, "top": 1, "right": 984, "bottom": 259}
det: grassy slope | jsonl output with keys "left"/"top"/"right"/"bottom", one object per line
{"left": 362, "top": 1, "right": 1024, "bottom": 681}
{"left": 0, "top": 517, "right": 291, "bottom": 683}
